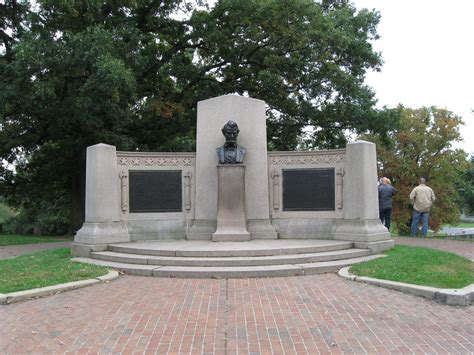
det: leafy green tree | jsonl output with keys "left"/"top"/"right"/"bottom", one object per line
{"left": 361, "top": 106, "right": 469, "bottom": 234}
{"left": 0, "top": 0, "right": 30, "bottom": 62}
{"left": 1, "top": 0, "right": 388, "bottom": 233}
{"left": 191, "top": 0, "right": 389, "bottom": 149}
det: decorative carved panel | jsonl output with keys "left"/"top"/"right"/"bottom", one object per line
{"left": 118, "top": 156, "right": 194, "bottom": 167}
{"left": 269, "top": 153, "right": 344, "bottom": 166}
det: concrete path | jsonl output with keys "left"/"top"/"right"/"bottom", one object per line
{"left": 394, "top": 236, "right": 474, "bottom": 260}
{"left": 440, "top": 227, "right": 474, "bottom": 236}
{"left": 0, "top": 241, "right": 72, "bottom": 260}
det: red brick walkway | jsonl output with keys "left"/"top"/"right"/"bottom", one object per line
{"left": 2, "top": 274, "right": 473, "bottom": 354}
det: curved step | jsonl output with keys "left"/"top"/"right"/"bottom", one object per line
{"left": 72, "top": 255, "right": 383, "bottom": 279}
{"left": 90, "top": 248, "right": 372, "bottom": 267}
{"left": 107, "top": 239, "right": 354, "bottom": 257}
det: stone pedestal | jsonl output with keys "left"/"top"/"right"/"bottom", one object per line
{"left": 72, "top": 144, "right": 130, "bottom": 256}
{"left": 212, "top": 165, "right": 250, "bottom": 242}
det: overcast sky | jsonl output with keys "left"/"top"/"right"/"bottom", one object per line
{"left": 352, "top": 0, "right": 474, "bottom": 155}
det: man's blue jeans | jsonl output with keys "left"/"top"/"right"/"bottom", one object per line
{"left": 410, "top": 209, "right": 429, "bottom": 237}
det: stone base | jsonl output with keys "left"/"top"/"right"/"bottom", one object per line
{"left": 354, "top": 240, "right": 394, "bottom": 253}
{"left": 273, "top": 219, "right": 334, "bottom": 239}
{"left": 74, "top": 222, "right": 130, "bottom": 245}
{"left": 248, "top": 219, "right": 278, "bottom": 239}
{"left": 212, "top": 231, "right": 251, "bottom": 242}
{"left": 186, "top": 219, "right": 216, "bottom": 240}
{"left": 333, "top": 219, "right": 392, "bottom": 243}
{"left": 127, "top": 220, "right": 187, "bottom": 241}
{"left": 70, "top": 242, "right": 108, "bottom": 257}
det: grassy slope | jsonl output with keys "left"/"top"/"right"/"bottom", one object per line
{"left": 0, "top": 248, "right": 108, "bottom": 293}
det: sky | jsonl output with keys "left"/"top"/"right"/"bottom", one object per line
{"left": 352, "top": 0, "right": 474, "bottom": 155}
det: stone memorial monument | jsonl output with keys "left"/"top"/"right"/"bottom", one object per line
{"left": 72, "top": 94, "right": 394, "bottom": 260}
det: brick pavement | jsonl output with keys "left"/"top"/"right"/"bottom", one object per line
{"left": 1, "top": 274, "right": 473, "bottom": 354}
{"left": 394, "top": 237, "right": 474, "bottom": 260}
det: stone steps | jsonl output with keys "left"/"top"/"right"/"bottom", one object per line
{"left": 72, "top": 239, "right": 382, "bottom": 278}
{"left": 90, "top": 248, "right": 372, "bottom": 267}
{"left": 106, "top": 239, "right": 354, "bottom": 257}
{"left": 73, "top": 255, "right": 382, "bottom": 278}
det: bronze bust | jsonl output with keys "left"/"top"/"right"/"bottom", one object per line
{"left": 216, "top": 120, "right": 246, "bottom": 164}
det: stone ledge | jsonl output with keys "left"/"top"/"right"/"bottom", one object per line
{"left": 338, "top": 267, "right": 473, "bottom": 306}
{"left": 0, "top": 270, "right": 119, "bottom": 305}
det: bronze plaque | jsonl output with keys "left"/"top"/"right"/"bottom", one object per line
{"left": 283, "top": 168, "right": 335, "bottom": 211}
{"left": 129, "top": 170, "right": 182, "bottom": 213}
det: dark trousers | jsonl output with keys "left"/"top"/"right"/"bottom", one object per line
{"left": 379, "top": 208, "right": 392, "bottom": 231}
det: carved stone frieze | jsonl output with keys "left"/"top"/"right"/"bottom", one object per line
{"left": 269, "top": 153, "right": 345, "bottom": 166}
{"left": 117, "top": 156, "right": 195, "bottom": 167}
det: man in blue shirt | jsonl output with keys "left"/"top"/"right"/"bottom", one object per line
{"left": 378, "top": 177, "right": 397, "bottom": 231}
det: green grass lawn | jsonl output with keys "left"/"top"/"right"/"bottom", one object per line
{"left": 350, "top": 245, "right": 474, "bottom": 289}
{"left": 0, "top": 248, "right": 109, "bottom": 293}
{"left": 0, "top": 234, "right": 73, "bottom": 246}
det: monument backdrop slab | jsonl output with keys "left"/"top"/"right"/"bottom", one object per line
{"left": 189, "top": 94, "right": 277, "bottom": 239}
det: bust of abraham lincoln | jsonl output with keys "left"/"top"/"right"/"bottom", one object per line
{"left": 216, "top": 120, "right": 246, "bottom": 164}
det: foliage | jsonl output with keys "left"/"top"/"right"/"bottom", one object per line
{"left": 350, "top": 245, "right": 474, "bottom": 289}
{"left": 1, "top": 0, "right": 388, "bottom": 232}
{"left": 190, "top": 0, "right": 390, "bottom": 149}
{"left": 458, "top": 157, "right": 474, "bottom": 215}
{"left": 0, "top": 233, "right": 71, "bottom": 246}
{"left": 361, "top": 106, "right": 469, "bottom": 234}
{"left": 0, "top": 248, "right": 108, "bottom": 293}
{"left": 0, "top": 198, "right": 16, "bottom": 221}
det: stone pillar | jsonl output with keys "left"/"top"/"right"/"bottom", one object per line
{"left": 333, "top": 141, "right": 394, "bottom": 253}
{"left": 71, "top": 143, "right": 130, "bottom": 256}
{"left": 212, "top": 165, "right": 250, "bottom": 241}
{"left": 187, "top": 94, "right": 277, "bottom": 240}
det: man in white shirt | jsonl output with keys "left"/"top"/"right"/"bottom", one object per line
{"left": 409, "top": 178, "right": 436, "bottom": 237}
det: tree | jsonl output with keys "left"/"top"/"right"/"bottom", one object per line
{"left": 1, "top": 0, "right": 388, "bottom": 233}
{"left": 361, "top": 106, "right": 469, "bottom": 234}
{"left": 191, "top": 0, "right": 389, "bottom": 149}
{"left": 0, "top": 0, "right": 30, "bottom": 62}
{"left": 458, "top": 156, "right": 474, "bottom": 215}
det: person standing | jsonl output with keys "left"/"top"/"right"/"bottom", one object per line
{"left": 409, "top": 177, "right": 436, "bottom": 237}
{"left": 378, "top": 177, "right": 397, "bottom": 230}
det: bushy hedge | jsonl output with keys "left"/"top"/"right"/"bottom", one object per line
{"left": 0, "top": 199, "right": 69, "bottom": 236}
